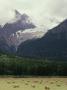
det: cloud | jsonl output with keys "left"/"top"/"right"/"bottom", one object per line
{"left": 0, "top": 0, "right": 67, "bottom": 28}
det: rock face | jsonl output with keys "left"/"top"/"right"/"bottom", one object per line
{"left": 17, "top": 19, "right": 67, "bottom": 59}
{"left": 0, "top": 10, "right": 36, "bottom": 53}
{"left": 2, "top": 10, "right": 35, "bottom": 36}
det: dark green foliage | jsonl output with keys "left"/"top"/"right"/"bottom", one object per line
{"left": 0, "top": 54, "right": 67, "bottom": 76}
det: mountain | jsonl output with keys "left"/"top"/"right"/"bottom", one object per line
{"left": 2, "top": 10, "right": 35, "bottom": 36}
{"left": 12, "top": 27, "right": 45, "bottom": 46}
{"left": 0, "top": 10, "right": 36, "bottom": 53}
{"left": 2, "top": 10, "right": 35, "bottom": 44}
{"left": 17, "top": 19, "right": 67, "bottom": 59}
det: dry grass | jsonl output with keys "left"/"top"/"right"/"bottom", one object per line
{"left": 13, "top": 85, "right": 20, "bottom": 88}
{"left": 45, "top": 86, "right": 50, "bottom": 90}
{"left": 0, "top": 77, "right": 66, "bottom": 90}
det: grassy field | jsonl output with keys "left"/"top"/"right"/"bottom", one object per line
{"left": 0, "top": 77, "right": 67, "bottom": 90}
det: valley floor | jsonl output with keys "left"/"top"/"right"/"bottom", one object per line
{"left": 0, "top": 77, "right": 67, "bottom": 90}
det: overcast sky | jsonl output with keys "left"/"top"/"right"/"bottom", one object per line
{"left": 0, "top": 0, "right": 67, "bottom": 28}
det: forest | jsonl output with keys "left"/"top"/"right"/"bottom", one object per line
{"left": 0, "top": 54, "right": 67, "bottom": 76}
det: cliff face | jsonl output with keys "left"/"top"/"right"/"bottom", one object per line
{"left": 0, "top": 10, "right": 36, "bottom": 53}
{"left": 17, "top": 20, "right": 67, "bottom": 59}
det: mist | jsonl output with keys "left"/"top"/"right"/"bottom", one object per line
{"left": 0, "top": 0, "right": 67, "bottom": 28}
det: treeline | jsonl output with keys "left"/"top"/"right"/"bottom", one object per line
{"left": 0, "top": 54, "right": 67, "bottom": 76}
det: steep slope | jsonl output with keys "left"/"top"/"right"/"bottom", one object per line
{"left": 0, "top": 10, "right": 36, "bottom": 53}
{"left": 2, "top": 10, "right": 35, "bottom": 36}
{"left": 17, "top": 19, "right": 67, "bottom": 59}
{"left": 13, "top": 27, "right": 45, "bottom": 46}
{"left": 0, "top": 37, "right": 11, "bottom": 53}
{"left": 2, "top": 10, "right": 36, "bottom": 45}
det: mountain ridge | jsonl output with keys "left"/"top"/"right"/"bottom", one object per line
{"left": 0, "top": 10, "right": 36, "bottom": 53}
{"left": 17, "top": 19, "right": 67, "bottom": 59}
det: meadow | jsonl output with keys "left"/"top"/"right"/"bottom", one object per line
{"left": 0, "top": 77, "right": 67, "bottom": 90}
{"left": 0, "top": 54, "right": 67, "bottom": 90}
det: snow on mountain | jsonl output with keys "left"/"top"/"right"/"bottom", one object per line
{"left": 0, "top": 10, "right": 36, "bottom": 46}
{"left": 17, "top": 19, "right": 67, "bottom": 58}
{"left": 0, "top": 9, "right": 57, "bottom": 49}
{"left": 9, "top": 27, "right": 46, "bottom": 47}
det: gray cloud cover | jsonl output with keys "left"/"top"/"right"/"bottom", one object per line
{"left": 0, "top": 0, "right": 67, "bottom": 28}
